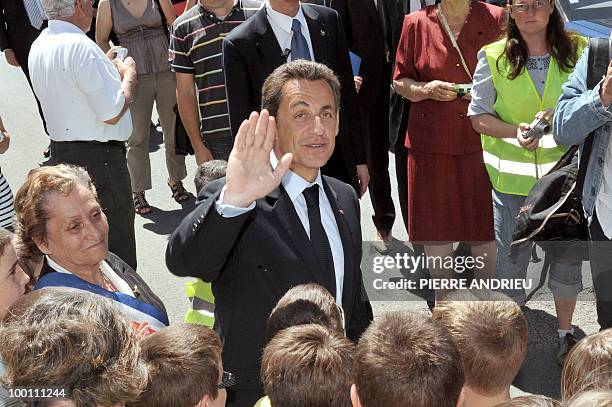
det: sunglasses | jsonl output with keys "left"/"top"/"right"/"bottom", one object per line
{"left": 511, "top": 0, "right": 550, "bottom": 12}
{"left": 215, "top": 371, "right": 236, "bottom": 389}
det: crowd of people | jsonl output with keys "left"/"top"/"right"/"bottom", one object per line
{"left": 0, "top": 0, "right": 611, "bottom": 404}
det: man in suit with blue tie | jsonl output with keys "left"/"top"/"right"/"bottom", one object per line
{"left": 167, "top": 60, "right": 373, "bottom": 407}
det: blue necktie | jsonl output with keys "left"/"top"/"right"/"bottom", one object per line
{"left": 290, "top": 19, "right": 312, "bottom": 61}
{"left": 23, "top": 0, "right": 44, "bottom": 29}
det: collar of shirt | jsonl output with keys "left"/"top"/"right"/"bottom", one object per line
{"left": 270, "top": 150, "right": 323, "bottom": 202}
{"left": 47, "top": 19, "right": 86, "bottom": 34}
{"left": 265, "top": 0, "right": 307, "bottom": 36}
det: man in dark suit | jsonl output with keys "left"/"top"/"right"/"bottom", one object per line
{"left": 0, "top": 0, "right": 47, "bottom": 133}
{"left": 222, "top": 0, "right": 369, "bottom": 197}
{"left": 331, "top": 0, "right": 396, "bottom": 249}
{"left": 166, "top": 60, "right": 372, "bottom": 407}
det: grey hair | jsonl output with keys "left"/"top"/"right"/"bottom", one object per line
{"left": 41, "top": 0, "right": 76, "bottom": 20}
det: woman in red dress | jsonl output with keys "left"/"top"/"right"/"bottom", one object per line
{"left": 393, "top": 0, "right": 505, "bottom": 295}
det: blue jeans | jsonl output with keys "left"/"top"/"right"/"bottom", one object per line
{"left": 493, "top": 190, "right": 583, "bottom": 305}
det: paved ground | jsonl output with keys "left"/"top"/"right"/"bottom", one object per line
{"left": 0, "top": 56, "right": 600, "bottom": 400}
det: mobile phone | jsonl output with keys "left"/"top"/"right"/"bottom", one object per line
{"left": 454, "top": 83, "right": 473, "bottom": 97}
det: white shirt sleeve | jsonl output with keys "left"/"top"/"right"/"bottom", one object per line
{"left": 73, "top": 44, "right": 126, "bottom": 122}
{"left": 215, "top": 185, "right": 256, "bottom": 217}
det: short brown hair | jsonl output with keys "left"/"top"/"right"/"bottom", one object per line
{"left": 261, "top": 324, "right": 354, "bottom": 407}
{"left": 353, "top": 311, "right": 464, "bottom": 407}
{"left": 0, "top": 227, "right": 12, "bottom": 256}
{"left": 0, "top": 287, "right": 147, "bottom": 406}
{"left": 13, "top": 164, "right": 97, "bottom": 260}
{"left": 266, "top": 283, "right": 344, "bottom": 341}
{"left": 133, "top": 324, "right": 222, "bottom": 407}
{"left": 432, "top": 290, "right": 528, "bottom": 396}
{"left": 495, "top": 395, "right": 560, "bottom": 407}
{"left": 561, "top": 329, "right": 612, "bottom": 400}
{"left": 261, "top": 60, "right": 341, "bottom": 119}
{"left": 565, "top": 390, "right": 612, "bottom": 407}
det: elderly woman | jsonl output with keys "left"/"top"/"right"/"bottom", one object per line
{"left": 13, "top": 164, "right": 168, "bottom": 332}
{"left": 96, "top": 0, "right": 188, "bottom": 215}
{"left": 392, "top": 0, "right": 505, "bottom": 298}
{"left": 0, "top": 288, "right": 148, "bottom": 407}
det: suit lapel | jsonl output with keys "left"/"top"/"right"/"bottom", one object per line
{"left": 270, "top": 186, "right": 321, "bottom": 284}
{"left": 364, "top": 0, "right": 381, "bottom": 28}
{"left": 322, "top": 178, "right": 355, "bottom": 312}
{"left": 302, "top": 5, "right": 327, "bottom": 64}
{"left": 253, "top": 8, "right": 288, "bottom": 68}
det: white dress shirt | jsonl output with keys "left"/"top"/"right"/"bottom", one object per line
{"left": 265, "top": 1, "right": 315, "bottom": 62}
{"left": 216, "top": 152, "right": 345, "bottom": 303}
{"left": 28, "top": 20, "right": 132, "bottom": 142}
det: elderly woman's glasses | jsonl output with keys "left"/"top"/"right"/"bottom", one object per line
{"left": 215, "top": 371, "right": 236, "bottom": 389}
{"left": 511, "top": 0, "right": 550, "bottom": 12}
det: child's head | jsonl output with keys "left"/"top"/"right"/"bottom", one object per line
{"left": 194, "top": 160, "right": 227, "bottom": 194}
{"left": 135, "top": 324, "right": 226, "bottom": 407}
{"left": 432, "top": 290, "right": 528, "bottom": 397}
{"left": 0, "top": 227, "right": 29, "bottom": 319}
{"left": 561, "top": 329, "right": 612, "bottom": 400}
{"left": 352, "top": 311, "right": 464, "bottom": 407}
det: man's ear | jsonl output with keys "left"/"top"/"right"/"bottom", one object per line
{"left": 456, "top": 386, "right": 467, "bottom": 407}
{"left": 350, "top": 384, "right": 363, "bottom": 407}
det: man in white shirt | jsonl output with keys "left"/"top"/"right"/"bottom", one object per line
{"left": 167, "top": 60, "right": 372, "bottom": 407}
{"left": 28, "top": 0, "right": 138, "bottom": 269}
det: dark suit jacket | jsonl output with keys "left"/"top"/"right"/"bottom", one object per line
{"left": 0, "top": 0, "right": 43, "bottom": 65}
{"left": 331, "top": 0, "right": 392, "bottom": 106}
{"left": 222, "top": 4, "right": 366, "bottom": 190}
{"left": 166, "top": 176, "right": 373, "bottom": 388}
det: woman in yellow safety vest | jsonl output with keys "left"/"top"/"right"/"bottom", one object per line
{"left": 469, "top": 0, "right": 586, "bottom": 365}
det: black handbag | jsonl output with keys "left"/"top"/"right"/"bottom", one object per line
{"left": 174, "top": 104, "right": 195, "bottom": 156}
{"left": 511, "top": 37, "right": 610, "bottom": 261}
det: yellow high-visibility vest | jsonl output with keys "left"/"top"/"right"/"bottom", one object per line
{"left": 480, "top": 36, "right": 586, "bottom": 196}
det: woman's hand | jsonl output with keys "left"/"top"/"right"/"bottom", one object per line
{"left": 133, "top": 321, "right": 153, "bottom": 339}
{"left": 535, "top": 108, "right": 554, "bottom": 124}
{"left": 423, "top": 80, "right": 458, "bottom": 102}
{"left": 516, "top": 123, "right": 539, "bottom": 151}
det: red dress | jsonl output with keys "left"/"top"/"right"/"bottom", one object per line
{"left": 393, "top": 1, "right": 505, "bottom": 242}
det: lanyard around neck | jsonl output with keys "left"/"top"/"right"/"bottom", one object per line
{"left": 436, "top": 4, "right": 473, "bottom": 82}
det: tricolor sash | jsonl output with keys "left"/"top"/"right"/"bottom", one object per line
{"left": 35, "top": 272, "right": 169, "bottom": 332}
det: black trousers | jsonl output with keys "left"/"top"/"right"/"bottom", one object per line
{"left": 363, "top": 64, "right": 395, "bottom": 232}
{"left": 393, "top": 98, "right": 410, "bottom": 233}
{"left": 588, "top": 210, "right": 612, "bottom": 330}
{"left": 50, "top": 140, "right": 137, "bottom": 270}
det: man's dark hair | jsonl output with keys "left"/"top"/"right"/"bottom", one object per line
{"left": 261, "top": 60, "right": 341, "bottom": 119}
{"left": 266, "top": 283, "right": 344, "bottom": 342}
{"left": 194, "top": 160, "right": 227, "bottom": 194}
{"left": 353, "top": 311, "right": 464, "bottom": 407}
{"left": 133, "top": 324, "right": 222, "bottom": 407}
{"left": 261, "top": 324, "right": 354, "bottom": 407}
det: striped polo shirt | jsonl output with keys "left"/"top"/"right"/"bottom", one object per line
{"left": 170, "top": 3, "right": 250, "bottom": 157}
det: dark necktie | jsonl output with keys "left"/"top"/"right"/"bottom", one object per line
{"left": 24, "top": 0, "right": 44, "bottom": 29}
{"left": 376, "top": 0, "right": 390, "bottom": 61}
{"left": 303, "top": 185, "right": 336, "bottom": 295}
{"left": 290, "top": 19, "right": 312, "bottom": 61}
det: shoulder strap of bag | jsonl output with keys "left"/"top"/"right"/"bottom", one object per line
{"left": 576, "top": 37, "right": 610, "bottom": 193}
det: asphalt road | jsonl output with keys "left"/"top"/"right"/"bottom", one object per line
{"left": 0, "top": 55, "right": 600, "bottom": 400}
